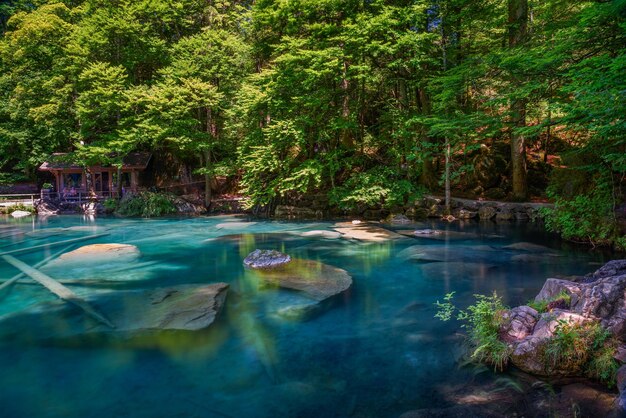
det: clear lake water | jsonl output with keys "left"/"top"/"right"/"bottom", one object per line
{"left": 0, "top": 215, "right": 611, "bottom": 418}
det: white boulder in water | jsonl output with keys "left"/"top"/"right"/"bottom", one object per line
{"left": 10, "top": 210, "right": 31, "bottom": 218}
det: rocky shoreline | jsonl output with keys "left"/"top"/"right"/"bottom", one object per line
{"left": 273, "top": 195, "right": 552, "bottom": 222}
{"left": 6, "top": 193, "right": 553, "bottom": 223}
{"left": 401, "top": 260, "right": 626, "bottom": 418}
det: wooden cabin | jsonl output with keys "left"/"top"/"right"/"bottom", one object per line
{"left": 39, "top": 153, "right": 152, "bottom": 199}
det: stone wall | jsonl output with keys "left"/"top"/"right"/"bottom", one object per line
{"left": 273, "top": 194, "right": 552, "bottom": 221}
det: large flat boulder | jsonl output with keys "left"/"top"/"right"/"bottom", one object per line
{"left": 0, "top": 283, "right": 229, "bottom": 340}
{"left": 397, "top": 244, "right": 497, "bottom": 263}
{"left": 250, "top": 259, "right": 352, "bottom": 302}
{"left": 295, "top": 230, "right": 342, "bottom": 239}
{"left": 103, "top": 283, "right": 229, "bottom": 331}
{"left": 58, "top": 243, "right": 140, "bottom": 263}
{"left": 216, "top": 221, "right": 257, "bottom": 230}
{"left": 503, "top": 242, "right": 557, "bottom": 253}
{"left": 332, "top": 222, "right": 406, "bottom": 242}
{"left": 41, "top": 244, "right": 142, "bottom": 280}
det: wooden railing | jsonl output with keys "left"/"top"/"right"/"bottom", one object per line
{"left": 0, "top": 194, "right": 36, "bottom": 207}
{"left": 40, "top": 191, "right": 121, "bottom": 203}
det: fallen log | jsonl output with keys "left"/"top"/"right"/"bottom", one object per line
{"left": 1, "top": 254, "right": 115, "bottom": 329}
{"left": 0, "top": 233, "right": 109, "bottom": 257}
{"left": 0, "top": 246, "right": 72, "bottom": 298}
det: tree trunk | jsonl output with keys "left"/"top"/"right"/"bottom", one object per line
{"left": 340, "top": 58, "right": 353, "bottom": 148}
{"left": 84, "top": 168, "right": 96, "bottom": 199}
{"left": 510, "top": 101, "right": 528, "bottom": 200}
{"left": 508, "top": 0, "right": 529, "bottom": 201}
{"left": 204, "top": 149, "right": 211, "bottom": 207}
{"left": 445, "top": 139, "right": 451, "bottom": 214}
{"left": 441, "top": 17, "right": 452, "bottom": 210}
{"left": 204, "top": 107, "right": 217, "bottom": 208}
{"left": 418, "top": 88, "right": 438, "bottom": 188}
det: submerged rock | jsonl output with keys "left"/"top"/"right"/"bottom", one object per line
{"left": 510, "top": 253, "right": 561, "bottom": 263}
{"left": 333, "top": 222, "right": 407, "bottom": 242}
{"left": 503, "top": 242, "right": 557, "bottom": 253}
{"left": 109, "top": 283, "right": 229, "bottom": 331}
{"left": 0, "top": 283, "right": 229, "bottom": 339}
{"left": 63, "top": 243, "right": 138, "bottom": 258}
{"left": 248, "top": 258, "right": 352, "bottom": 320}
{"left": 52, "top": 243, "right": 141, "bottom": 265}
{"left": 243, "top": 249, "right": 291, "bottom": 269}
{"left": 397, "top": 244, "right": 497, "bottom": 263}
{"left": 252, "top": 259, "right": 352, "bottom": 301}
{"left": 216, "top": 221, "right": 257, "bottom": 230}
{"left": 296, "top": 230, "right": 342, "bottom": 239}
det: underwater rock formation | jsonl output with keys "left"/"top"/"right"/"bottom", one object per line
{"left": 0, "top": 283, "right": 229, "bottom": 339}
{"left": 243, "top": 251, "right": 353, "bottom": 320}
{"left": 251, "top": 259, "right": 352, "bottom": 302}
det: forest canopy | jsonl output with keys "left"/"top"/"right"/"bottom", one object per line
{"left": 0, "top": 0, "right": 624, "bottom": 247}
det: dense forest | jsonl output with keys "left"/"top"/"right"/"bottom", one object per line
{"left": 0, "top": 0, "right": 624, "bottom": 248}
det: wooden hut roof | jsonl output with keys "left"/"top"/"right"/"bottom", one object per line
{"left": 39, "top": 153, "right": 152, "bottom": 171}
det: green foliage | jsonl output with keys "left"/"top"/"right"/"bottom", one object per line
{"left": 0, "top": 0, "right": 623, "bottom": 229}
{"left": 434, "top": 292, "right": 456, "bottom": 322}
{"left": 116, "top": 192, "right": 176, "bottom": 218}
{"left": 544, "top": 319, "right": 591, "bottom": 372}
{"left": 0, "top": 172, "right": 28, "bottom": 184}
{"left": 544, "top": 320, "right": 619, "bottom": 387}
{"left": 587, "top": 341, "right": 620, "bottom": 388}
{"left": 435, "top": 291, "right": 511, "bottom": 371}
{"left": 543, "top": 170, "right": 622, "bottom": 248}
{"left": 102, "top": 197, "right": 117, "bottom": 212}
{"left": 329, "top": 167, "right": 422, "bottom": 211}
{"left": 527, "top": 299, "right": 549, "bottom": 314}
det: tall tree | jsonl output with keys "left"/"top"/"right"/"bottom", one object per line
{"left": 508, "top": 0, "right": 528, "bottom": 200}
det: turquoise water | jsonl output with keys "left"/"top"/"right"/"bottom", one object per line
{"left": 0, "top": 215, "right": 609, "bottom": 417}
